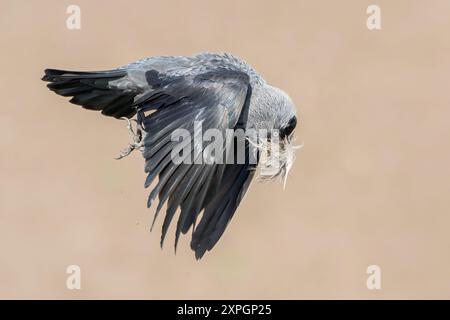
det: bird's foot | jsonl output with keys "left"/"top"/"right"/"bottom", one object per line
{"left": 115, "top": 117, "right": 144, "bottom": 160}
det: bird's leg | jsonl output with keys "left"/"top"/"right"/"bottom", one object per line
{"left": 115, "top": 117, "right": 144, "bottom": 160}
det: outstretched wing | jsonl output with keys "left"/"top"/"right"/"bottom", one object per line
{"left": 41, "top": 56, "right": 191, "bottom": 119}
{"left": 42, "top": 68, "right": 141, "bottom": 118}
{"left": 138, "top": 69, "right": 255, "bottom": 259}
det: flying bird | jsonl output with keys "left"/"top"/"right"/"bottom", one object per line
{"left": 42, "top": 53, "right": 298, "bottom": 259}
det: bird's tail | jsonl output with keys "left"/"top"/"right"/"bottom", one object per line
{"left": 42, "top": 69, "right": 137, "bottom": 119}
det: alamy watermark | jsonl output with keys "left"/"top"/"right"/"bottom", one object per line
{"left": 66, "top": 5, "right": 81, "bottom": 30}
{"left": 366, "top": 265, "right": 382, "bottom": 290}
{"left": 66, "top": 265, "right": 81, "bottom": 290}
{"left": 366, "top": 5, "right": 381, "bottom": 30}
{"left": 164, "top": 121, "right": 299, "bottom": 180}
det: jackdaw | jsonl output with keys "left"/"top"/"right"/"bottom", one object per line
{"left": 42, "top": 53, "right": 298, "bottom": 259}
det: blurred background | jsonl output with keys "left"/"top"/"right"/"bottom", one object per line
{"left": 1, "top": 0, "right": 450, "bottom": 299}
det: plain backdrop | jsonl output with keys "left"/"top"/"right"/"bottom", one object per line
{"left": 1, "top": 0, "right": 450, "bottom": 299}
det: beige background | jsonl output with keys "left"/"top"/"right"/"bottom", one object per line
{"left": 1, "top": 0, "right": 450, "bottom": 299}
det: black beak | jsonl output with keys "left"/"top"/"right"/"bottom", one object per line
{"left": 279, "top": 116, "right": 297, "bottom": 141}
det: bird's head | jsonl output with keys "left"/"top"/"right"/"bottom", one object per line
{"left": 247, "top": 85, "right": 301, "bottom": 187}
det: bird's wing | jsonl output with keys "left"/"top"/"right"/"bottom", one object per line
{"left": 42, "top": 68, "right": 142, "bottom": 118}
{"left": 138, "top": 68, "right": 256, "bottom": 259}
{"left": 41, "top": 56, "right": 192, "bottom": 119}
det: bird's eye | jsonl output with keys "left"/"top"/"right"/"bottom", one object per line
{"left": 280, "top": 116, "right": 297, "bottom": 139}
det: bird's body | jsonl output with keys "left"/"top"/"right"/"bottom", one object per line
{"left": 42, "top": 53, "right": 298, "bottom": 259}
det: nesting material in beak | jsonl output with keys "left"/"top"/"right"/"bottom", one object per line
{"left": 249, "top": 135, "right": 302, "bottom": 188}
